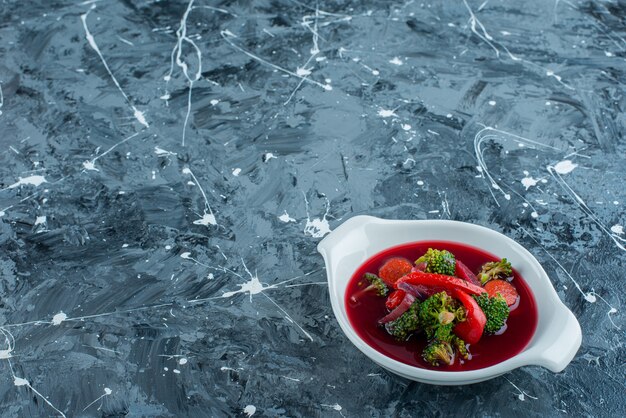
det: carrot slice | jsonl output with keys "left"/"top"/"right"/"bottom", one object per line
{"left": 379, "top": 258, "right": 413, "bottom": 285}
{"left": 484, "top": 279, "right": 519, "bottom": 306}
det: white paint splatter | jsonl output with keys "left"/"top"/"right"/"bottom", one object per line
{"left": 610, "top": 225, "right": 623, "bottom": 235}
{"left": 210, "top": 99, "right": 220, "bottom": 106}
{"left": 263, "top": 152, "right": 277, "bottom": 162}
{"left": 488, "top": 100, "right": 496, "bottom": 106}
{"left": 34, "top": 216, "right": 47, "bottom": 225}
{"left": 165, "top": 0, "right": 203, "bottom": 146}
{"left": 173, "top": 369, "right": 181, "bottom": 374}
{"left": 183, "top": 166, "right": 217, "bottom": 226}
{"left": 401, "top": 124, "right": 411, "bottom": 131}
{"left": 505, "top": 377, "right": 538, "bottom": 402}
{"left": 80, "top": 5, "right": 148, "bottom": 128}
{"left": 296, "top": 67, "right": 312, "bottom": 77}
{"left": 0, "top": 327, "right": 15, "bottom": 359}
{"left": 82, "top": 160, "right": 99, "bottom": 171}
{"left": 389, "top": 57, "right": 403, "bottom": 65}
{"left": 377, "top": 108, "right": 396, "bottom": 118}
{"left": 521, "top": 176, "right": 539, "bottom": 190}
{"left": 243, "top": 405, "right": 257, "bottom": 416}
{"left": 321, "top": 403, "right": 343, "bottom": 411}
{"left": 553, "top": 160, "right": 578, "bottom": 174}
{"left": 221, "top": 30, "right": 332, "bottom": 91}
{"left": 304, "top": 217, "right": 331, "bottom": 238}
{"left": 473, "top": 126, "right": 560, "bottom": 207}
{"left": 547, "top": 165, "right": 625, "bottom": 252}
{"left": 7, "top": 175, "right": 47, "bottom": 189}
{"left": 82, "top": 131, "right": 142, "bottom": 171}
{"left": 232, "top": 168, "right": 242, "bottom": 176}
{"left": 302, "top": 192, "right": 331, "bottom": 238}
{"left": 222, "top": 275, "right": 266, "bottom": 300}
{"left": 13, "top": 376, "right": 67, "bottom": 417}
{"left": 278, "top": 211, "right": 296, "bottom": 223}
{"left": 220, "top": 366, "right": 242, "bottom": 372}
{"left": 83, "top": 387, "right": 113, "bottom": 411}
{"left": 154, "top": 146, "right": 177, "bottom": 156}
{"left": 193, "top": 213, "right": 217, "bottom": 226}
{"left": 133, "top": 109, "right": 149, "bottom": 128}
{"left": 51, "top": 312, "right": 67, "bottom": 325}
{"left": 179, "top": 358, "right": 188, "bottom": 365}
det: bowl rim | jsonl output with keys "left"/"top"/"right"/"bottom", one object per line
{"left": 318, "top": 215, "right": 581, "bottom": 383}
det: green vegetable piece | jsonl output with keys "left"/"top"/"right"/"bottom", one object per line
{"left": 452, "top": 336, "right": 470, "bottom": 361}
{"left": 473, "top": 293, "right": 510, "bottom": 334}
{"left": 422, "top": 339, "right": 455, "bottom": 366}
{"left": 363, "top": 273, "right": 389, "bottom": 297}
{"left": 478, "top": 258, "right": 512, "bottom": 285}
{"left": 385, "top": 302, "right": 421, "bottom": 341}
{"left": 418, "top": 292, "right": 464, "bottom": 340}
{"left": 415, "top": 248, "right": 456, "bottom": 276}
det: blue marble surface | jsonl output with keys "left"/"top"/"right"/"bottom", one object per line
{"left": 0, "top": 0, "right": 624, "bottom": 416}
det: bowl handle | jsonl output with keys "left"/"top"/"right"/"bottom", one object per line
{"left": 317, "top": 215, "right": 379, "bottom": 254}
{"left": 533, "top": 306, "right": 582, "bottom": 372}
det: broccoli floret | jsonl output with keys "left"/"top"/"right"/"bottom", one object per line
{"left": 350, "top": 273, "right": 388, "bottom": 304}
{"left": 422, "top": 340, "right": 455, "bottom": 366}
{"left": 478, "top": 258, "right": 512, "bottom": 285}
{"left": 451, "top": 336, "right": 470, "bottom": 361}
{"left": 415, "top": 248, "right": 456, "bottom": 276}
{"left": 385, "top": 302, "right": 421, "bottom": 341}
{"left": 473, "top": 293, "right": 509, "bottom": 334}
{"left": 418, "top": 292, "right": 465, "bottom": 340}
{"left": 363, "top": 273, "right": 389, "bottom": 296}
{"left": 433, "top": 322, "right": 454, "bottom": 342}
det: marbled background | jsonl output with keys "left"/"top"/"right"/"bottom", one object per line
{"left": 0, "top": 0, "right": 624, "bottom": 416}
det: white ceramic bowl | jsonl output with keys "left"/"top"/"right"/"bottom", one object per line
{"left": 317, "top": 216, "right": 582, "bottom": 385}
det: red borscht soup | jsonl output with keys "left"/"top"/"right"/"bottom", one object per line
{"left": 345, "top": 241, "right": 538, "bottom": 371}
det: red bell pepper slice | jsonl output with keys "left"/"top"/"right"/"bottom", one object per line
{"left": 451, "top": 288, "right": 486, "bottom": 345}
{"left": 454, "top": 260, "right": 481, "bottom": 287}
{"left": 385, "top": 290, "right": 406, "bottom": 310}
{"left": 396, "top": 271, "right": 486, "bottom": 296}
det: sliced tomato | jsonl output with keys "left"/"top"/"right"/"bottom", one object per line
{"left": 484, "top": 279, "right": 519, "bottom": 307}
{"left": 379, "top": 257, "right": 413, "bottom": 285}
